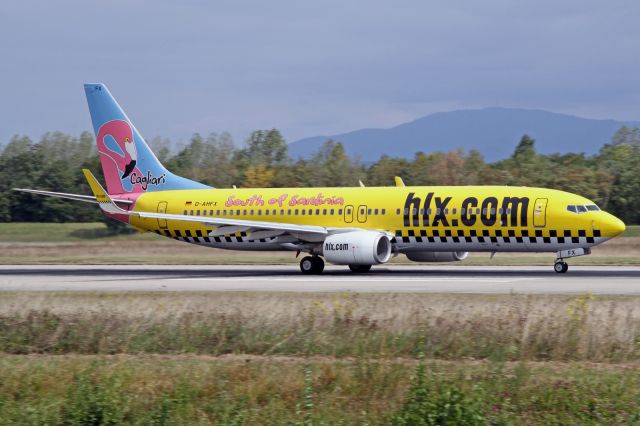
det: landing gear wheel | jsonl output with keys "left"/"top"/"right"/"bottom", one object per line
{"left": 348, "top": 264, "right": 372, "bottom": 273}
{"left": 300, "top": 256, "right": 324, "bottom": 274}
{"left": 554, "top": 261, "right": 568, "bottom": 274}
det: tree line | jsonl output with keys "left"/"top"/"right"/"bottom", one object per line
{"left": 1, "top": 126, "right": 639, "bottom": 225}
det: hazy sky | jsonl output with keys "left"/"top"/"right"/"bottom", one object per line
{"left": 1, "top": 0, "right": 639, "bottom": 146}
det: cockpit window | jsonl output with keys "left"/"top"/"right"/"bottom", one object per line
{"left": 567, "top": 204, "right": 600, "bottom": 214}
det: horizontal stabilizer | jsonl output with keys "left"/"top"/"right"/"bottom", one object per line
{"left": 12, "top": 188, "right": 133, "bottom": 205}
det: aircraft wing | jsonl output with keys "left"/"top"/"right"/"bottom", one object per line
{"left": 80, "top": 169, "right": 358, "bottom": 244}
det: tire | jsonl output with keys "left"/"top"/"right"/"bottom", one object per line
{"left": 311, "top": 256, "right": 325, "bottom": 274}
{"left": 300, "top": 256, "right": 315, "bottom": 274}
{"left": 348, "top": 264, "right": 372, "bottom": 273}
{"left": 300, "top": 256, "right": 324, "bottom": 274}
{"left": 554, "top": 262, "right": 568, "bottom": 274}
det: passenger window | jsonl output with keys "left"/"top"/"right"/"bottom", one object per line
{"left": 309, "top": 209, "right": 313, "bottom": 215}
{"left": 301, "top": 210, "right": 305, "bottom": 215}
{"left": 404, "top": 208, "right": 409, "bottom": 215}
{"left": 497, "top": 208, "right": 502, "bottom": 215}
{"left": 257, "top": 210, "right": 262, "bottom": 215}
{"left": 203, "top": 210, "right": 207, "bottom": 216}
{"left": 288, "top": 209, "right": 292, "bottom": 215}
{"left": 374, "top": 208, "right": 379, "bottom": 215}
{"left": 223, "top": 210, "right": 227, "bottom": 215}
{"left": 436, "top": 208, "right": 441, "bottom": 215}
{"left": 316, "top": 209, "right": 320, "bottom": 215}
{"left": 452, "top": 208, "right": 457, "bottom": 215}
{"left": 250, "top": 210, "right": 254, "bottom": 215}
{"left": 482, "top": 208, "right": 487, "bottom": 215}
{"left": 230, "top": 210, "right": 234, "bottom": 216}
{"left": 461, "top": 208, "right": 465, "bottom": 215}
{"left": 330, "top": 209, "right": 335, "bottom": 215}
{"left": 367, "top": 208, "right": 372, "bottom": 215}
{"left": 323, "top": 209, "right": 327, "bottom": 215}
{"left": 506, "top": 208, "right": 511, "bottom": 215}
{"left": 196, "top": 210, "right": 200, "bottom": 216}
{"left": 242, "top": 210, "right": 246, "bottom": 216}
{"left": 210, "top": 210, "right": 214, "bottom": 215}
{"left": 216, "top": 210, "right": 220, "bottom": 215}
{"left": 190, "top": 210, "right": 194, "bottom": 215}
{"left": 396, "top": 209, "right": 401, "bottom": 215}
{"left": 265, "top": 210, "right": 269, "bottom": 215}
{"left": 476, "top": 208, "right": 480, "bottom": 214}
{"left": 273, "top": 209, "right": 277, "bottom": 215}
{"left": 183, "top": 210, "right": 187, "bottom": 215}
{"left": 419, "top": 208, "right": 424, "bottom": 215}
{"left": 281, "top": 209, "right": 285, "bottom": 216}
{"left": 427, "top": 208, "right": 432, "bottom": 215}
{"left": 444, "top": 208, "right": 449, "bottom": 215}
{"left": 338, "top": 209, "right": 343, "bottom": 215}
{"left": 490, "top": 208, "right": 495, "bottom": 214}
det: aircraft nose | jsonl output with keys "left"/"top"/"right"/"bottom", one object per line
{"left": 600, "top": 213, "right": 626, "bottom": 237}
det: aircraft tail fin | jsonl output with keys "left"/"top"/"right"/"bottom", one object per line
{"left": 84, "top": 83, "right": 210, "bottom": 195}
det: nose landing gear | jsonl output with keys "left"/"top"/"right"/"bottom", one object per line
{"left": 300, "top": 256, "right": 324, "bottom": 274}
{"left": 553, "top": 248, "right": 590, "bottom": 273}
{"left": 554, "top": 261, "right": 569, "bottom": 273}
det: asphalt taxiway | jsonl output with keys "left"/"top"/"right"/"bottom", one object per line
{"left": 0, "top": 265, "right": 639, "bottom": 294}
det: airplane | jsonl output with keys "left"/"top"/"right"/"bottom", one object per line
{"left": 14, "top": 84, "right": 626, "bottom": 274}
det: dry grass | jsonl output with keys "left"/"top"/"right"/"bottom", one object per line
{"left": 2, "top": 292, "right": 640, "bottom": 362}
{"left": 1, "top": 222, "right": 639, "bottom": 265}
{"left": 1, "top": 236, "right": 639, "bottom": 265}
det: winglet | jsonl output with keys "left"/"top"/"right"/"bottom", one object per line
{"left": 82, "top": 169, "right": 128, "bottom": 214}
{"left": 394, "top": 176, "right": 405, "bottom": 187}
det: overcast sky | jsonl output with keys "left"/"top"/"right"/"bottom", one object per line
{"left": 1, "top": 0, "right": 639, "bottom": 147}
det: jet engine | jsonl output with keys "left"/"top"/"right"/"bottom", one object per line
{"left": 405, "top": 251, "right": 468, "bottom": 262}
{"left": 322, "top": 231, "right": 392, "bottom": 265}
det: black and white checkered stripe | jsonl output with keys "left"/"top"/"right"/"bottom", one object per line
{"left": 391, "top": 229, "right": 602, "bottom": 245}
{"left": 155, "top": 229, "right": 276, "bottom": 244}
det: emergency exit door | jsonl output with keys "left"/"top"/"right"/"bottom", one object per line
{"left": 533, "top": 198, "right": 547, "bottom": 227}
{"left": 157, "top": 201, "right": 168, "bottom": 229}
{"left": 357, "top": 205, "right": 368, "bottom": 223}
{"left": 344, "top": 205, "right": 354, "bottom": 223}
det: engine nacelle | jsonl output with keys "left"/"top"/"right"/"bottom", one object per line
{"left": 405, "top": 251, "right": 468, "bottom": 262}
{"left": 323, "top": 231, "right": 392, "bottom": 265}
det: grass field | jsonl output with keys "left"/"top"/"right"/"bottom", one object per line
{"left": 2, "top": 292, "right": 640, "bottom": 424}
{"left": 1, "top": 222, "right": 639, "bottom": 265}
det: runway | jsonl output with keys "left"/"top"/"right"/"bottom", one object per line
{"left": 1, "top": 265, "right": 640, "bottom": 294}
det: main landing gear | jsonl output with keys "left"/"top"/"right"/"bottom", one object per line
{"left": 300, "top": 256, "right": 324, "bottom": 274}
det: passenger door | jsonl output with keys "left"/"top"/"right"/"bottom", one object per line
{"left": 157, "top": 201, "right": 168, "bottom": 229}
{"left": 533, "top": 198, "right": 548, "bottom": 227}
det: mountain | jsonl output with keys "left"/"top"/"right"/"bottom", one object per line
{"left": 288, "top": 107, "right": 640, "bottom": 162}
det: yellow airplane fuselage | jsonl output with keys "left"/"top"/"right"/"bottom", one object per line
{"left": 128, "top": 185, "right": 625, "bottom": 253}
